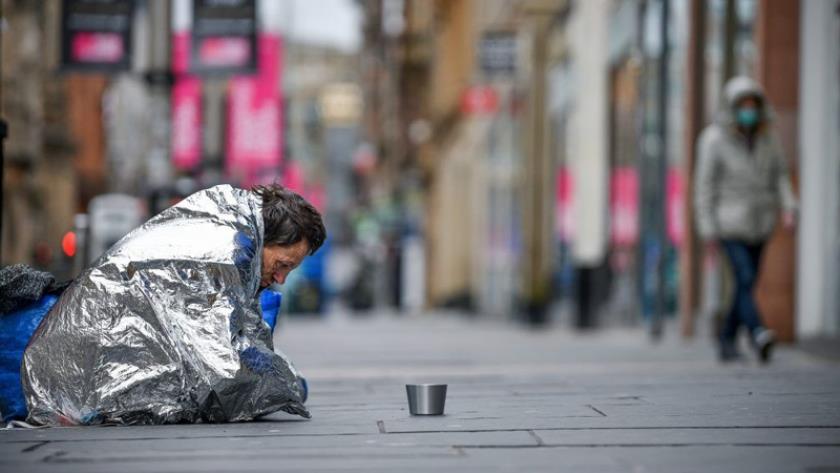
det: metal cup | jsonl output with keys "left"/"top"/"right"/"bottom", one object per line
{"left": 406, "top": 384, "right": 447, "bottom": 415}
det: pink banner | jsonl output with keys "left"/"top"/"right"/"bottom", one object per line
{"left": 666, "top": 167, "right": 684, "bottom": 246}
{"left": 199, "top": 37, "right": 251, "bottom": 68}
{"left": 610, "top": 167, "right": 639, "bottom": 246}
{"left": 171, "top": 33, "right": 202, "bottom": 171}
{"left": 172, "top": 31, "right": 190, "bottom": 74}
{"left": 555, "top": 167, "right": 574, "bottom": 243}
{"left": 226, "top": 34, "right": 283, "bottom": 186}
{"left": 71, "top": 32, "right": 124, "bottom": 63}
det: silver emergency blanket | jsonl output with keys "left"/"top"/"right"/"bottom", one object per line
{"left": 21, "top": 185, "right": 309, "bottom": 425}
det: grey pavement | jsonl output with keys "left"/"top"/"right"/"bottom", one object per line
{"left": 2, "top": 311, "right": 840, "bottom": 472}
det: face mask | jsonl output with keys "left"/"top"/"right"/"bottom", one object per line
{"left": 736, "top": 107, "right": 760, "bottom": 128}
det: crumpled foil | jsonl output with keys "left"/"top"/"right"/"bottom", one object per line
{"left": 21, "top": 185, "right": 309, "bottom": 425}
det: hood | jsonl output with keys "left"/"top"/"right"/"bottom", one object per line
{"left": 716, "top": 75, "right": 773, "bottom": 126}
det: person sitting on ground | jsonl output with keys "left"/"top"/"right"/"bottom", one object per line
{"left": 17, "top": 183, "right": 325, "bottom": 425}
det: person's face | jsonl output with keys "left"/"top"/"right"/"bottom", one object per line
{"left": 735, "top": 96, "right": 761, "bottom": 128}
{"left": 260, "top": 240, "right": 310, "bottom": 288}
{"left": 737, "top": 96, "right": 759, "bottom": 111}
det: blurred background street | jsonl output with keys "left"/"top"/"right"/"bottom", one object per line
{"left": 1, "top": 0, "right": 840, "bottom": 469}
{"left": 2, "top": 0, "right": 839, "bottom": 341}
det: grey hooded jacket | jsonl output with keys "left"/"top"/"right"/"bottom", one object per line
{"left": 694, "top": 76, "right": 798, "bottom": 243}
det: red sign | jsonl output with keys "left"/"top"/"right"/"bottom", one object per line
{"left": 171, "top": 33, "right": 202, "bottom": 171}
{"left": 461, "top": 86, "right": 499, "bottom": 115}
{"left": 610, "top": 167, "right": 639, "bottom": 246}
{"left": 226, "top": 34, "right": 283, "bottom": 186}
{"left": 666, "top": 167, "right": 684, "bottom": 246}
{"left": 555, "top": 167, "right": 574, "bottom": 243}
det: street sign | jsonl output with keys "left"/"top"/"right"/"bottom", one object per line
{"left": 61, "top": 0, "right": 134, "bottom": 72}
{"left": 320, "top": 83, "right": 362, "bottom": 126}
{"left": 479, "top": 32, "right": 517, "bottom": 76}
{"left": 190, "top": 0, "right": 257, "bottom": 75}
{"left": 461, "top": 86, "right": 499, "bottom": 115}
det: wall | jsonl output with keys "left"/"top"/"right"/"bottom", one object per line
{"left": 796, "top": 0, "right": 840, "bottom": 338}
{"left": 753, "top": 0, "right": 799, "bottom": 342}
{"left": 567, "top": 0, "right": 609, "bottom": 266}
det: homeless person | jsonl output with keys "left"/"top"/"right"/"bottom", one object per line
{"left": 19, "top": 184, "right": 325, "bottom": 425}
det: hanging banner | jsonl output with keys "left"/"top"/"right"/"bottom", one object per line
{"left": 191, "top": 0, "right": 257, "bottom": 75}
{"left": 479, "top": 31, "right": 517, "bottom": 77}
{"left": 226, "top": 34, "right": 283, "bottom": 187}
{"left": 61, "top": 0, "right": 134, "bottom": 72}
{"left": 609, "top": 167, "right": 639, "bottom": 247}
{"left": 666, "top": 167, "right": 684, "bottom": 246}
{"left": 171, "top": 32, "right": 202, "bottom": 171}
{"left": 555, "top": 167, "right": 574, "bottom": 243}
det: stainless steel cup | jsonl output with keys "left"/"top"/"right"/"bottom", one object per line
{"left": 406, "top": 384, "right": 447, "bottom": 415}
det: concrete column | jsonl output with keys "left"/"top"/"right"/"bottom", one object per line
{"left": 520, "top": 14, "right": 554, "bottom": 323}
{"left": 567, "top": 0, "right": 609, "bottom": 327}
{"left": 753, "top": 0, "right": 799, "bottom": 342}
{"left": 796, "top": 0, "right": 840, "bottom": 338}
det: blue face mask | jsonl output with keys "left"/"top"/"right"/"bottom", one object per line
{"left": 736, "top": 107, "right": 760, "bottom": 128}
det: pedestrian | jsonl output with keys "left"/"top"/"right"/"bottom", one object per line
{"left": 15, "top": 184, "right": 325, "bottom": 426}
{"left": 694, "top": 76, "right": 797, "bottom": 363}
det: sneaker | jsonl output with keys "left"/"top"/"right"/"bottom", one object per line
{"left": 753, "top": 329, "right": 775, "bottom": 363}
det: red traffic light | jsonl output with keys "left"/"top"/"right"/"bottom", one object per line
{"left": 62, "top": 231, "right": 77, "bottom": 258}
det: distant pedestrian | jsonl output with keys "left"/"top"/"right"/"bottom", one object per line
{"left": 694, "top": 76, "right": 797, "bottom": 363}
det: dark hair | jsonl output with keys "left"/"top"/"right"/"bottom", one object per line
{"left": 252, "top": 184, "right": 326, "bottom": 255}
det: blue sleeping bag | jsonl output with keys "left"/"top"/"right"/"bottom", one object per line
{"left": 0, "top": 294, "right": 59, "bottom": 423}
{"left": 0, "top": 288, "right": 289, "bottom": 423}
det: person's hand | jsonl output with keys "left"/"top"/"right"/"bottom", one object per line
{"left": 782, "top": 210, "right": 796, "bottom": 230}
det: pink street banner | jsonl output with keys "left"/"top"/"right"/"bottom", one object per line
{"left": 666, "top": 167, "right": 684, "bottom": 246}
{"left": 226, "top": 33, "right": 283, "bottom": 186}
{"left": 171, "top": 32, "right": 202, "bottom": 171}
{"left": 71, "top": 32, "right": 124, "bottom": 63}
{"left": 609, "top": 167, "right": 639, "bottom": 247}
{"left": 555, "top": 167, "right": 574, "bottom": 243}
{"left": 198, "top": 37, "right": 252, "bottom": 68}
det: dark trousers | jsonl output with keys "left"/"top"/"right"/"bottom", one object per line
{"left": 719, "top": 240, "right": 766, "bottom": 343}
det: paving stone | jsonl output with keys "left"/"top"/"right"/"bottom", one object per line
{"left": 2, "top": 312, "right": 839, "bottom": 472}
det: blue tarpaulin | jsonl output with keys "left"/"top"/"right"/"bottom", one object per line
{"left": 0, "top": 294, "right": 59, "bottom": 423}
